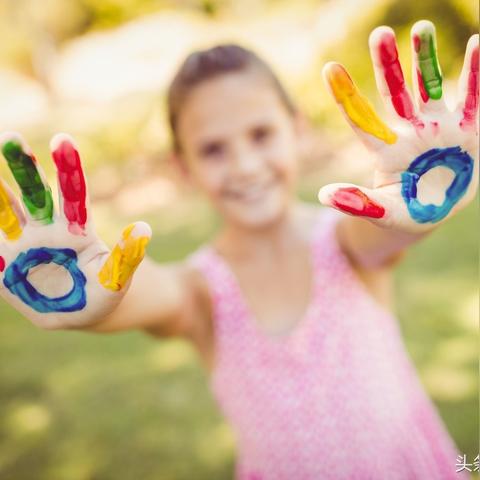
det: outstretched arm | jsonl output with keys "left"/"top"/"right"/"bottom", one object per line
{"left": 320, "top": 21, "right": 478, "bottom": 268}
{"left": 87, "top": 257, "right": 209, "bottom": 337}
{"left": 0, "top": 133, "right": 208, "bottom": 338}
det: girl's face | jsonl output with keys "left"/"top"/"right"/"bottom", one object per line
{"left": 176, "top": 69, "right": 301, "bottom": 230}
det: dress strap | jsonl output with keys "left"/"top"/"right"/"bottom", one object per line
{"left": 187, "top": 245, "right": 245, "bottom": 333}
{"left": 187, "top": 246, "right": 237, "bottom": 303}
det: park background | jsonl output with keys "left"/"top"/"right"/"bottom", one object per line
{"left": 0, "top": 0, "right": 478, "bottom": 478}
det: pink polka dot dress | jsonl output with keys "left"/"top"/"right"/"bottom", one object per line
{"left": 189, "top": 209, "right": 467, "bottom": 480}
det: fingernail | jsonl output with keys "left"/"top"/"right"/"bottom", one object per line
{"left": 331, "top": 187, "right": 385, "bottom": 218}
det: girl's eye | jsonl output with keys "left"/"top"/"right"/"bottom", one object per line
{"left": 199, "top": 142, "right": 225, "bottom": 160}
{"left": 251, "top": 126, "right": 272, "bottom": 145}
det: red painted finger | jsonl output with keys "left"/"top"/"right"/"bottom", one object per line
{"left": 458, "top": 34, "right": 479, "bottom": 131}
{"left": 318, "top": 184, "right": 386, "bottom": 219}
{"left": 50, "top": 134, "right": 88, "bottom": 236}
{"left": 330, "top": 187, "right": 385, "bottom": 218}
{"left": 369, "top": 27, "right": 423, "bottom": 128}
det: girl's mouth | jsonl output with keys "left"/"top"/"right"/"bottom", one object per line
{"left": 224, "top": 180, "right": 276, "bottom": 204}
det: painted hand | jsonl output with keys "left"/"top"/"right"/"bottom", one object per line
{"left": 0, "top": 133, "right": 151, "bottom": 329}
{"left": 319, "top": 20, "right": 479, "bottom": 233}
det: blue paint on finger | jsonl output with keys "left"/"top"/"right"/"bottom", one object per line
{"left": 3, "top": 247, "right": 87, "bottom": 313}
{"left": 401, "top": 146, "right": 474, "bottom": 223}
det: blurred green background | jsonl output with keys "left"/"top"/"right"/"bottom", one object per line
{"left": 0, "top": 0, "right": 478, "bottom": 479}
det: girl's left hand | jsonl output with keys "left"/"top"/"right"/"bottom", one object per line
{"left": 319, "top": 20, "right": 479, "bottom": 234}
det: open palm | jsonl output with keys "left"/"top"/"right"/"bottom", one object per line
{"left": 319, "top": 20, "right": 479, "bottom": 233}
{"left": 0, "top": 133, "right": 151, "bottom": 330}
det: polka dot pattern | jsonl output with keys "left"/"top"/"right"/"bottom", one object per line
{"left": 189, "top": 209, "right": 467, "bottom": 480}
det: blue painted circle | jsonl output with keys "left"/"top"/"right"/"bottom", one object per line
{"left": 401, "top": 146, "right": 474, "bottom": 224}
{"left": 3, "top": 247, "right": 87, "bottom": 313}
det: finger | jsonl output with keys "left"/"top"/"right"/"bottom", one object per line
{"left": 323, "top": 62, "right": 397, "bottom": 147}
{"left": 0, "top": 132, "right": 54, "bottom": 225}
{"left": 98, "top": 222, "right": 152, "bottom": 292}
{"left": 458, "top": 34, "right": 479, "bottom": 131}
{"left": 318, "top": 183, "right": 386, "bottom": 221}
{"left": 0, "top": 178, "right": 24, "bottom": 241}
{"left": 411, "top": 20, "right": 446, "bottom": 113}
{"left": 50, "top": 133, "right": 88, "bottom": 236}
{"left": 369, "top": 26, "right": 424, "bottom": 128}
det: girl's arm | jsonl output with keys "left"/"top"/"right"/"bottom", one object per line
{"left": 319, "top": 22, "right": 478, "bottom": 267}
{"left": 336, "top": 216, "right": 421, "bottom": 269}
{"left": 85, "top": 257, "right": 210, "bottom": 338}
{"left": 0, "top": 132, "right": 209, "bottom": 339}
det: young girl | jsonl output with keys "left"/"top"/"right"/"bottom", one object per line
{"left": 0, "top": 20, "right": 477, "bottom": 480}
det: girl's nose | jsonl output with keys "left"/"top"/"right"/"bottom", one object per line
{"left": 231, "top": 144, "right": 262, "bottom": 177}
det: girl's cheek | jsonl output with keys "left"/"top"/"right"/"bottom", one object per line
{"left": 194, "top": 162, "right": 228, "bottom": 196}
{"left": 266, "top": 143, "right": 298, "bottom": 178}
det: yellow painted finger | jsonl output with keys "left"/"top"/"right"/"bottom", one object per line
{"left": 324, "top": 62, "right": 397, "bottom": 145}
{"left": 99, "top": 222, "right": 151, "bottom": 292}
{"left": 0, "top": 181, "right": 22, "bottom": 240}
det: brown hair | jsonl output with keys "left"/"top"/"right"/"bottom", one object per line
{"left": 167, "top": 44, "right": 296, "bottom": 153}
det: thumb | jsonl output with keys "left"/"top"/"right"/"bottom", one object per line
{"left": 318, "top": 183, "right": 390, "bottom": 226}
{"left": 98, "top": 222, "right": 152, "bottom": 292}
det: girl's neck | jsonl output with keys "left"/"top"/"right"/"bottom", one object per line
{"left": 215, "top": 203, "right": 312, "bottom": 261}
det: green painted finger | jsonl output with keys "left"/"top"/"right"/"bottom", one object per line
{"left": 1, "top": 136, "right": 54, "bottom": 224}
{"left": 412, "top": 21, "right": 442, "bottom": 101}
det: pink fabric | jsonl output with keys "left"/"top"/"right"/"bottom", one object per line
{"left": 189, "top": 208, "right": 467, "bottom": 480}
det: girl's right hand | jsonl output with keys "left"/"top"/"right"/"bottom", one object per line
{"left": 0, "top": 133, "right": 151, "bottom": 330}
